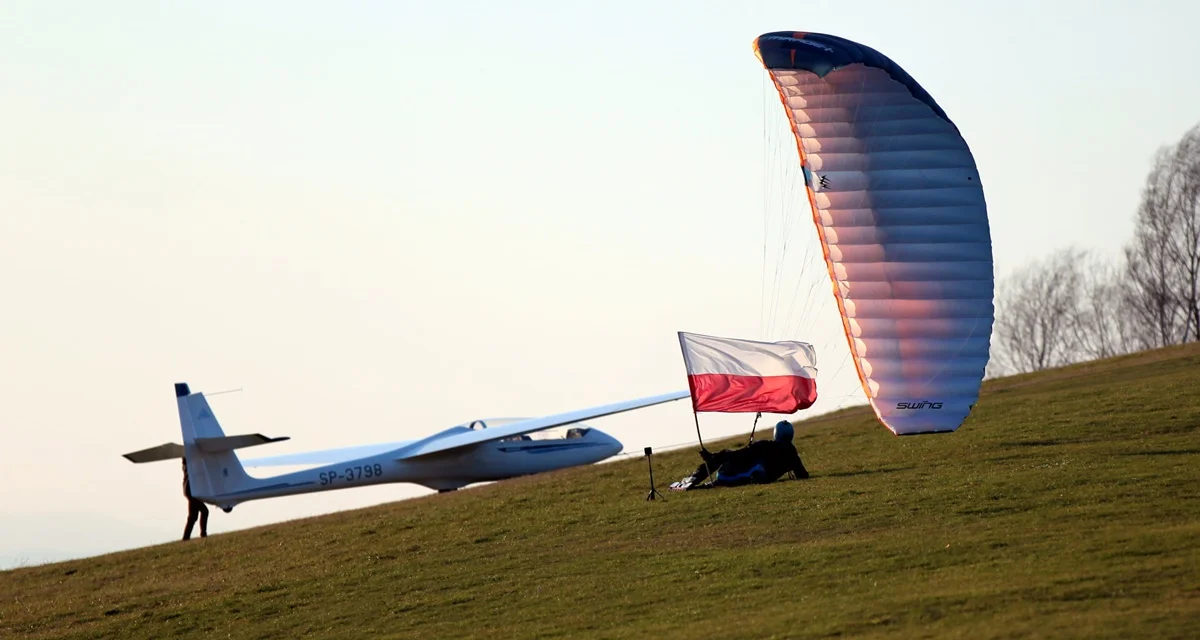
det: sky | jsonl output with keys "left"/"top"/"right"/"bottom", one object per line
{"left": 2, "top": 0, "right": 1199, "bottom": 568}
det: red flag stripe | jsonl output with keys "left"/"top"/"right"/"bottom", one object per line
{"left": 686, "top": 373, "right": 817, "bottom": 414}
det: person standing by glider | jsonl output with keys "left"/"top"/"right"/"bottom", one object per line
{"left": 181, "top": 459, "right": 209, "bottom": 540}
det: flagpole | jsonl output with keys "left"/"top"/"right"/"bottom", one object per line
{"left": 692, "top": 409, "right": 706, "bottom": 454}
{"left": 692, "top": 408, "right": 712, "bottom": 487}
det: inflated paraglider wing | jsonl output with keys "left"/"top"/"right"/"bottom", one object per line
{"left": 754, "top": 32, "right": 994, "bottom": 435}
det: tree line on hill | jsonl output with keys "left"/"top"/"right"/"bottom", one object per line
{"left": 989, "top": 122, "right": 1200, "bottom": 376}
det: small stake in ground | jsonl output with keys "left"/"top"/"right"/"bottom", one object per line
{"left": 645, "top": 446, "right": 664, "bottom": 501}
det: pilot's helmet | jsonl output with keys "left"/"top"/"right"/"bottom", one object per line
{"left": 773, "top": 421, "right": 794, "bottom": 443}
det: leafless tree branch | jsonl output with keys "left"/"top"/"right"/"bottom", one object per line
{"left": 1123, "top": 122, "right": 1200, "bottom": 346}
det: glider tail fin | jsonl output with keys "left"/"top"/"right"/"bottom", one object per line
{"left": 175, "top": 382, "right": 257, "bottom": 500}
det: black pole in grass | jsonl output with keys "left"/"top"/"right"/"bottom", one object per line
{"left": 644, "top": 447, "right": 664, "bottom": 501}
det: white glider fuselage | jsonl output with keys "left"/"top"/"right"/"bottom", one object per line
{"left": 218, "top": 426, "right": 622, "bottom": 505}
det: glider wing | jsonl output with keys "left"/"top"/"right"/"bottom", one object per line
{"left": 393, "top": 390, "right": 691, "bottom": 460}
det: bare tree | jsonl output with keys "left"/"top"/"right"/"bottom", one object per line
{"left": 1124, "top": 123, "right": 1200, "bottom": 345}
{"left": 983, "top": 354, "right": 1011, "bottom": 380}
{"left": 1070, "top": 253, "right": 1140, "bottom": 360}
{"left": 1172, "top": 125, "right": 1200, "bottom": 341}
{"left": 990, "top": 124, "right": 1199, "bottom": 376}
{"left": 991, "top": 248, "right": 1148, "bottom": 375}
{"left": 992, "top": 248, "right": 1086, "bottom": 373}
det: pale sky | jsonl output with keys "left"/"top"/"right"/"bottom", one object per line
{"left": 3, "top": 1, "right": 1198, "bottom": 568}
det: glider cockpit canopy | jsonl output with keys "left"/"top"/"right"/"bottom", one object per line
{"left": 463, "top": 417, "right": 593, "bottom": 442}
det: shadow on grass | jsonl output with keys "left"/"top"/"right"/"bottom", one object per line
{"left": 998, "top": 439, "right": 1087, "bottom": 448}
{"left": 1118, "top": 448, "right": 1200, "bottom": 457}
{"left": 821, "top": 466, "right": 916, "bottom": 478}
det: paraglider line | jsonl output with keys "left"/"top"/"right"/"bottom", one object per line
{"left": 761, "top": 71, "right": 770, "bottom": 338}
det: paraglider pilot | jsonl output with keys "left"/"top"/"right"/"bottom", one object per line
{"left": 670, "top": 421, "right": 809, "bottom": 491}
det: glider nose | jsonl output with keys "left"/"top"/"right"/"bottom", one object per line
{"left": 596, "top": 430, "right": 623, "bottom": 459}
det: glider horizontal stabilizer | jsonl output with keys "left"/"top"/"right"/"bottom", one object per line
{"left": 122, "top": 442, "right": 185, "bottom": 464}
{"left": 195, "top": 434, "right": 290, "bottom": 454}
{"left": 121, "top": 433, "right": 289, "bottom": 463}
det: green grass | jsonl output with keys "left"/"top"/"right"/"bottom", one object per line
{"left": 3, "top": 345, "right": 1199, "bottom": 639}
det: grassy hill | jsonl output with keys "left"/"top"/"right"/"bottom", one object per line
{"left": 3, "top": 345, "right": 1198, "bottom": 639}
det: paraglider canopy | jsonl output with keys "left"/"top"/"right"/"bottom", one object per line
{"left": 752, "top": 31, "right": 994, "bottom": 436}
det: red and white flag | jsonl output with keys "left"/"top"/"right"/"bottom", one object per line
{"left": 678, "top": 331, "right": 818, "bottom": 414}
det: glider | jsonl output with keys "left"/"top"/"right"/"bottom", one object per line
{"left": 753, "top": 31, "right": 994, "bottom": 435}
{"left": 123, "top": 383, "right": 689, "bottom": 512}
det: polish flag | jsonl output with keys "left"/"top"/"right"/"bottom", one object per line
{"left": 678, "top": 331, "right": 818, "bottom": 414}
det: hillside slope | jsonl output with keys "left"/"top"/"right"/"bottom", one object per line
{"left": 3, "top": 345, "right": 1198, "bottom": 639}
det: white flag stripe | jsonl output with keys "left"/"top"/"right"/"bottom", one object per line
{"left": 678, "top": 332, "right": 817, "bottom": 378}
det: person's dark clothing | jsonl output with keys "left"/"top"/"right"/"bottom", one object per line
{"left": 182, "top": 464, "right": 208, "bottom": 540}
{"left": 685, "top": 440, "right": 809, "bottom": 488}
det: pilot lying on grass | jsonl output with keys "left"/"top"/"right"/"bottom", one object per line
{"left": 670, "top": 421, "right": 809, "bottom": 491}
